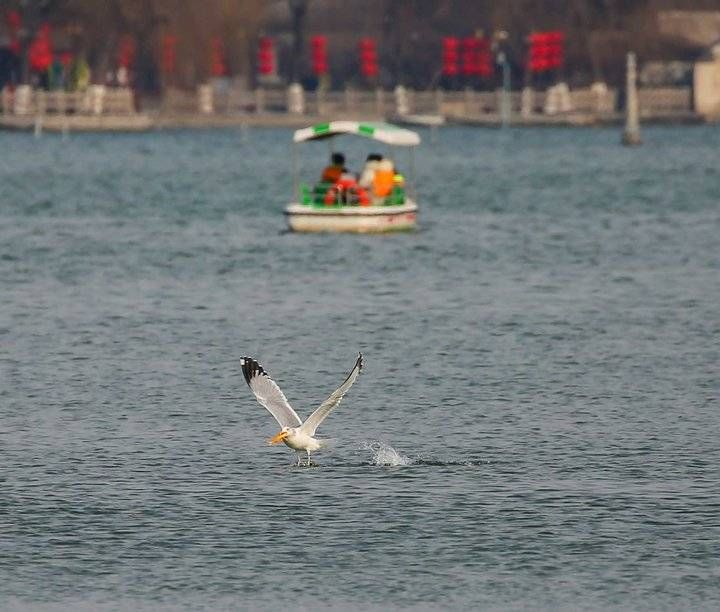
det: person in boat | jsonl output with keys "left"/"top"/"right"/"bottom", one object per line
{"left": 338, "top": 168, "right": 357, "bottom": 205}
{"left": 390, "top": 171, "right": 406, "bottom": 204}
{"left": 373, "top": 158, "right": 395, "bottom": 201}
{"left": 340, "top": 167, "right": 357, "bottom": 182}
{"left": 324, "top": 167, "right": 370, "bottom": 206}
{"left": 321, "top": 152, "right": 346, "bottom": 184}
{"left": 359, "top": 153, "right": 382, "bottom": 189}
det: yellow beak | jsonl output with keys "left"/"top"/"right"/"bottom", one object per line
{"left": 269, "top": 431, "right": 289, "bottom": 445}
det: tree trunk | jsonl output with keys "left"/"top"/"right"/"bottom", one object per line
{"left": 289, "top": 0, "right": 307, "bottom": 84}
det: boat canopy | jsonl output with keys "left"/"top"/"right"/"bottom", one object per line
{"left": 293, "top": 121, "right": 421, "bottom": 146}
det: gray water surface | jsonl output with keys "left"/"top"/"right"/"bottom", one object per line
{"left": 1, "top": 126, "right": 719, "bottom": 611}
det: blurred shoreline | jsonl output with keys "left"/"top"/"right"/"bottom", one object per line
{"left": 0, "top": 110, "right": 706, "bottom": 133}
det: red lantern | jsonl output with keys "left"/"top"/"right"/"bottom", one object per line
{"left": 527, "top": 31, "right": 564, "bottom": 73}
{"left": 117, "top": 36, "right": 136, "bottom": 69}
{"left": 29, "top": 23, "right": 53, "bottom": 73}
{"left": 5, "top": 10, "right": 21, "bottom": 54}
{"left": 527, "top": 32, "right": 544, "bottom": 72}
{"left": 547, "top": 31, "right": 565, "bottom": 69}
{"left": 359, "top": 38, "right": 378, "bottom": 78}
{"left": 258, "top": 37, "right": 275, "bottom": 76}
{"left": 5, "top": 9, "right": 21, "bottom": 31}
{"left": 461, "top": 37, "right": 479, "bottom": 76}
{"left": 311, "top": 35, "right": 328, "bottom": 76}
{"left": 210, "top": 37, "right": 227, "bottom": 77}
{"left": 161, "top": 34, "right": 177, "bottom": 74}
{"left": 442, "top": 37, "right": 459, "bottom": 76}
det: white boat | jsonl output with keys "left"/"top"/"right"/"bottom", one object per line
{"left": 389, "top": 113, "right": 445, "bottom": 127}
{"left": 285, "top": 121, "right": 421, "bottom": 233}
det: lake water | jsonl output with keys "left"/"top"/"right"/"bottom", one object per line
{"left": 1, "top": 125, "right": 718, "bottom": 611}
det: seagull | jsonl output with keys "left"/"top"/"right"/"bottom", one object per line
{"left": 240, "top": 353, "right": 363, "bottom": 466}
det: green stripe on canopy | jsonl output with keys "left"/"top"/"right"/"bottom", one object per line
{"left": 294, "top": 121, "right": 420, "bottom": 146}
{"left": 313, "top": 122, "right": 330, "bottom": 135}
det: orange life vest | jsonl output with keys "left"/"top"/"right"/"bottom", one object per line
{"left": 373, "top": 169, "right": 394, "bottom": 197}
{"left": 321, "top": 165, "right": 343, "bottom": 184}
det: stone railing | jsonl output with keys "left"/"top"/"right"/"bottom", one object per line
{"left": 1, "top": 86, "right": 136, "bottom": 116}
{"left": 637, "top": 87, "right": 692, "bottom": 115}
{"left": 3, "top": 83, "right": 691, "bottom": 121}
{"left": 152, "top": 83, "right": 704, "bottom": 120}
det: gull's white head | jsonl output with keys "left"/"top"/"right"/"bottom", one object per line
{"left": 268, "top": 426, "right": 294, "bottom": 445}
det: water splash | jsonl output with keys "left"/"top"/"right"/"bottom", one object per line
{"left": 358, "top": 442, "right": 489, "bottom": 467}
{"left": 362, "top": 441, "right": 414, "bottom": 466}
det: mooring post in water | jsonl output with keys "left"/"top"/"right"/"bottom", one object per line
{"left": 498, "top": 51, "right": 511, "bottom": 128}
{"left": 622, "top": 52, "right": 642, "bottom": 146}
{"left": 34, "top": 89, "right": 45, "bottom": 138}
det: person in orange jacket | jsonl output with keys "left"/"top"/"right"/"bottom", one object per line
{"left": 373, "top": 158, "right": 395, "bottom": 199}
{"left": 321, "top": 152, "right": 345, "bottom": 184}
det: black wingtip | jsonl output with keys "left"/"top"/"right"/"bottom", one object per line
{"left": 240, "top": 356, "right": 253, "bottom": 385}
{"left": 240, "top": 356, "right": 266, "bottom": 385}
{"left": 357, "top": 352, "right": 363, "bottom": 371}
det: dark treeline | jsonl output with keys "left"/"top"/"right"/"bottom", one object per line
{"left": 1, "top": 0, "right": 716, "bottom": 92}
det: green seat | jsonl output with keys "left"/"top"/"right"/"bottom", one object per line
{"left": 313, "top": 182, "right": 335, "bottom": 206}
{"left": 299, "top": 183, "right": 312, "bottom": 205}
{"left": 389, "top": 186, "right": 405, "bottom": 205}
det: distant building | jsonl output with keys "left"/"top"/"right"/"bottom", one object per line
{"left": 694, "top": 39, "right": 720, "bottom": 119}
{"left": 658, "top": 11, "right": 720, "bottom": 48}
{"left": 649, "top": 11, "right": 720, "bottom": 120}
{"left": 639, "top": 61, "right": 693, "bottom": 87}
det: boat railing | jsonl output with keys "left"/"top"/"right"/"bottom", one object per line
{"left": 299, "top": 182, "right": 406, "bottom": 207}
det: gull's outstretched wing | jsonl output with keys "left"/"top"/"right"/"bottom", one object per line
{"left": 300, "top": 353, "right": 363, "bottom": 436}
{"left": 240, "top": 357, "right": 302, "bottom": 428}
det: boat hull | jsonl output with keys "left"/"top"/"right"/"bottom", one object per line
{"left": 285, "top": 201, "right": 418, "bottom": 233}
